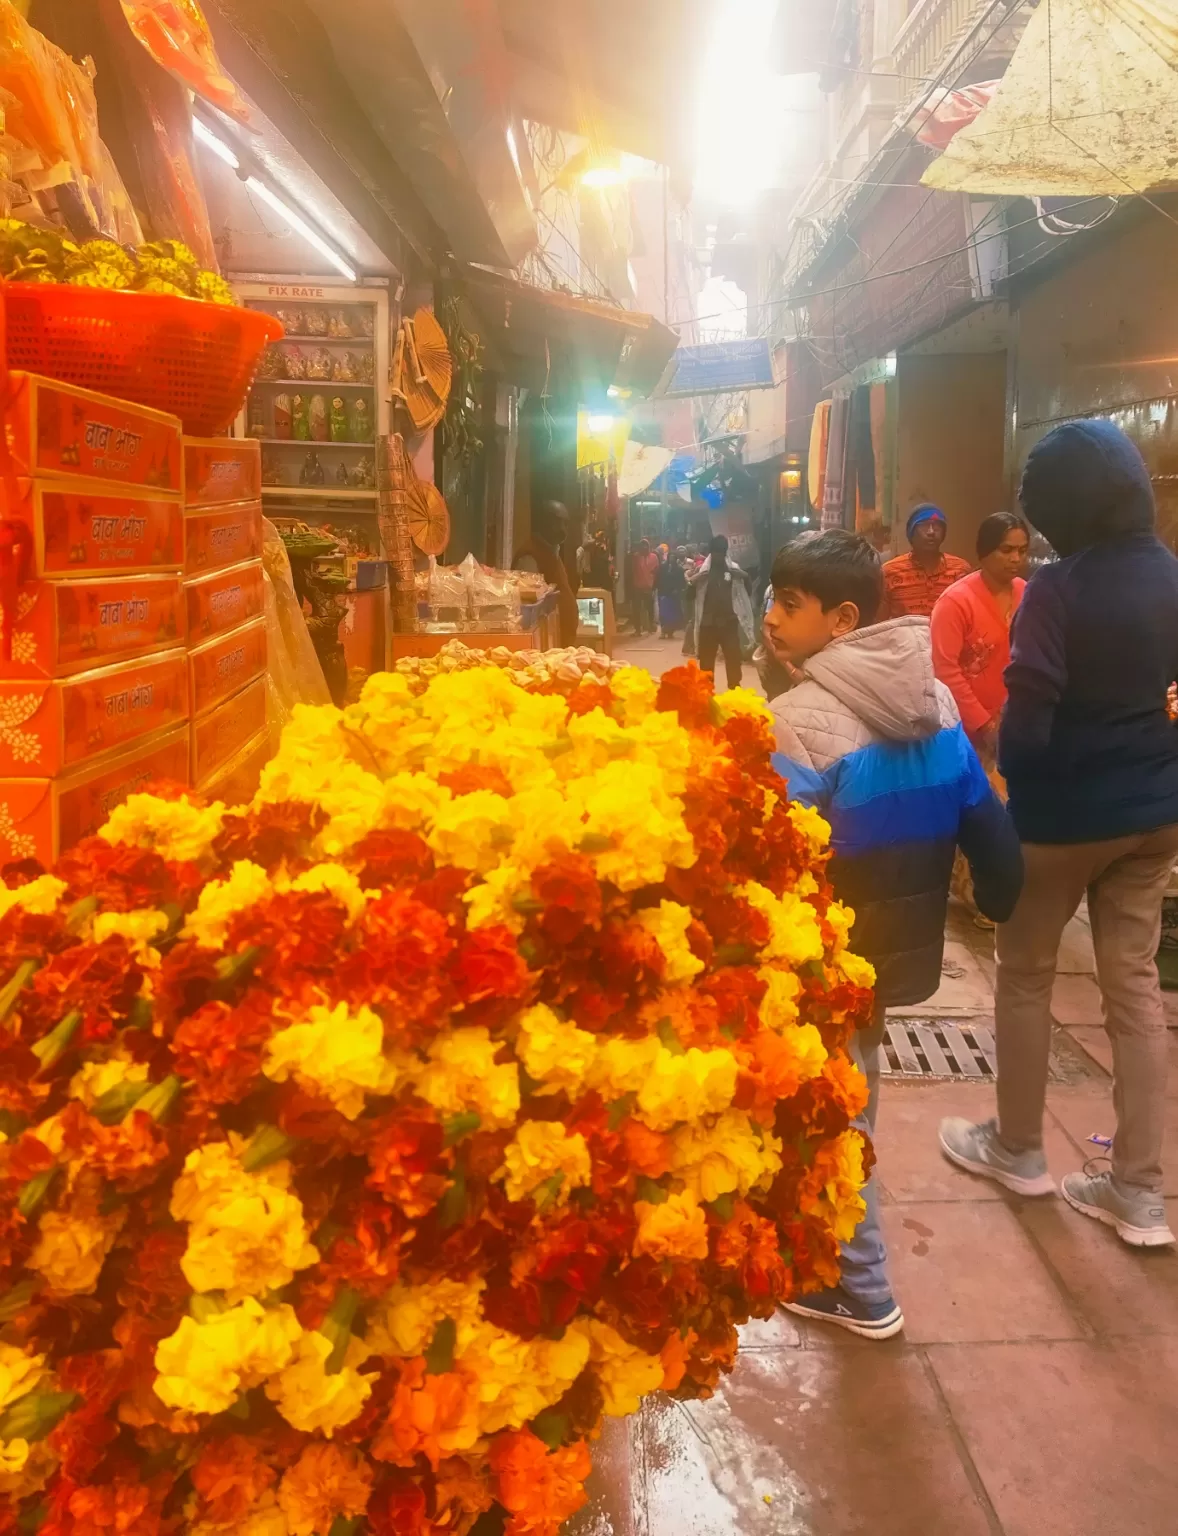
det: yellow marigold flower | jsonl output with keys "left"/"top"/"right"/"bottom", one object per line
{"left": 610, "top": 664, "right": 658, "bottom": 724}
{"left": 757, "top": 965, "right": 802, "bottom": 1031}
{"left": 629, "top": 709, "right": 693, "bottom": 793}
{"left": 715, "top": 687, "right": 774, "bottom": 726}
{"left": 635, "top": 1045, "right": 739, "bottom": 1132}
{"left": 586, "top": 1035, "right": 661, "bottom": 1101}
{"left": 0, "top": 1345, "right": 43, "bottom": 1411}
{"left": 279, "top": 864, "right": 369, "bottom": 923}
{"left": 825, "top": 900, "right": 856, "bottom": 954}
{"left": 266, "top": 1330, "right": 372, "bottom": 1437}
{"left": 171, "top": 1143, "right": 319, "bottom": 1300}
{"left": 582, "top": 1320, "right": 664, "bottom": 1417}
{"left": 496, "top": 1121, "right": 591, "bottom": 1206}
{"left": 262, "top": 702, "right": 348, "bottom": 776}
{"left": 0, "top": 874, "right": 66, "bottom": 920}
{"left": 514, "top": 1004, "right": 597, "bottom": 1096}
{"left": 184, "top": 860, "right": 273, "bottom": 950}
{"left": 635, "top": 900, "right": 704, "bottom": 986}
{"left": 633, "top": 1190, "right": 709, "bottom": 1261}
{"left": 153, "top": 1299, "right": 302, "bottom": 1415}
{"left": 100, "top": 792, "right": 224, "bottom": 864}
{"left": 787, "top": 801, "right": 832, "bottom": 857}
{"left": 802, "top": 1129, "right": 868, "bottom": 1245}
{"left": 778, "top": 1022, "right": 829, "bottom": 1083}
{"left": 669, "top": 1109, "right": 784, "bottom": 1203}
{"left": 68, "top": 1053, "right": 149, "bottom": 1108}
{"left": 263, "top": 1003, "right": 403, "bottom": 1119}
{"left": 91, "top": 907, "right": 168, "bottom": 967}
{"left": 29, "top": 1208, "right": 124, "bottom": 1296}
{"left": 568, "top": 761, "right": 695, "bottom": 891}
{"left": 0, "top": 1437, "right": 56, "bottom": 1499}
{"left": 368, "top": 1279, "right": 485, "bottom": 1360}
{"left": 190, "top": 1505, "right": 288, "bottom": 1536}
{"left": 464, "top": 860, "right": 528, "bottom": 933}
{"left": 278, "top": 1443, "right": 374, "bottom": 1536}
{"left": 458, "top": 1321, "right": 589, "bottom": 1434}
{"left": 740, "top": 881, "right": 825, "bottom": 967}
{"left": 837, "top": 950, "right": 876, "bottom": 990}
{"left": 507, "top": 785, "right": 586, "bottom": 870}
{"left": 414, "top": 1026, "right": 520, "bottom": 1130}
{"left": 380, "top": 772, "right": 452, "bottom": 835}
{"left": 427, "top": 789, "right": 515, "bottom": 874}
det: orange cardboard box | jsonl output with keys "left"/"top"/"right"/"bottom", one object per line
{"left": 192, "top": 675, "right": 267, "bottom": 784}
{"left": 184, "top": 560, "right": 265, "bottom": 645}
{"left": 8, "top": 478, "right": 184, "bottom": 579}
{"left": 0, "top": 724, "right": 189, "bottom": 865}
{"left": 184, "top": 501, "right": 264, "bottom": 576}
{"left": 188, "top": 615, "right": 266, "bottom": 716}
{"left": 199, "top": 725, "right": 271, "bottom": 805}
{"left": 4, "top": 573, "right": 185, "bottom": 679}
{"left": 183, "top": 437, "right": 261, "bottom": 508}
{"left": 0, "top": 649, "right": 188, "bottom": 777}
{"left": 5, "top": 372, "right": 181, "bottom": 490}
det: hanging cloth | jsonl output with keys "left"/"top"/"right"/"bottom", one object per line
{"left": 850, "top": 385, "right": 876, "bottom": 529}
{"left": 808, "top": 400, "right": 830, "bottom": 514}
{"left": 821, "top": 395, "right": 849, "bottom": 530}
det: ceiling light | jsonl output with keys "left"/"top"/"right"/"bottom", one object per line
{"left": 581, "top": 152, "right": 625, "bottom": 190}
{"left": 586, "top": 414, "right": 616, "bottom": 433}
{"left": 193, "top": 118, "right": 358, "bottom": 282}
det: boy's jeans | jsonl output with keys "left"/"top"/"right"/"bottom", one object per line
{"left": 841, "top": 1002, "right": 891, "bottom": 1304}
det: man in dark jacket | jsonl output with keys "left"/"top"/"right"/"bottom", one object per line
{"left": 940, "top": 420, "right": 1178, "bottom": 1248}
{"left": 767, "top": 530, "right": 1022, "bottom": 1338}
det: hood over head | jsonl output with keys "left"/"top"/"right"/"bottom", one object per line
{"left": 1020, "top": 419, "right": 1155, "bottom": 557}
{"left": 802, "top": 616, "right": 943, "bottom": 741}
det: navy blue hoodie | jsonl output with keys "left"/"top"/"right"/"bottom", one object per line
{"left": 1001, "top": 419, "right": 1178, "bottom": 844}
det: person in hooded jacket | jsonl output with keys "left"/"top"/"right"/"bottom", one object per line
{"left": 766, "top": 529, "right": 1023, "bottom": 1339}
{"left": 940, "top": 420, "right": 1178, "bottom": 1249}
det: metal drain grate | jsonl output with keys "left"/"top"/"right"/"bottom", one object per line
{"left": 881, "top": 1020, "right": 997, "bottom": 1078}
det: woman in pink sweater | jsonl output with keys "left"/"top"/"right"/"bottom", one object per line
{"left": 932, "top": 511, "right": 1029, "bottom": 920}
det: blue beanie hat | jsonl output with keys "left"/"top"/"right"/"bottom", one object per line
{"left": 907, "top": 504, "right": 946, "bottom": 539}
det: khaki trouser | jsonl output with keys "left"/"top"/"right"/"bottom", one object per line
{"left": 996, "top": 824, "right": 1178, "bottom": 1193}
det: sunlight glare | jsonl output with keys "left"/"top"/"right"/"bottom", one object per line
{"left": 694, "top": 0, "right": 785, "bottom": 206}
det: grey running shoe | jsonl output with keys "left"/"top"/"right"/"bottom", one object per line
{"left": 1061, "top": 1171, "right": 1175, "bottom": 1248}
{"left": 938, "top": 1117, "right": 1056, "bottom": 1196}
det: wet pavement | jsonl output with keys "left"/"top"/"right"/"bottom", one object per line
{"left": 579, "top": 633, "right": 1178, "bottom": 1535}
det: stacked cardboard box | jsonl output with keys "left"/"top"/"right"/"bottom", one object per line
{"left": 0, "top": 374, "right": 190, "bottom": 864}
{"left": 181, "top": 438, "right": 267, "bottom": 797}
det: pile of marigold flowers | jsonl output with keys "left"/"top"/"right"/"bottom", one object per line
{"left": 0, "top": 656, "right": 875, "bottom": 1536}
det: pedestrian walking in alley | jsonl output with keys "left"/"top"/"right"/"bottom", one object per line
{"left": 941, "top": 422, "right": 1178, "bottom": 1247}
{"left": 932, "top": 511, "right": 1030, "bottom": 922}
{"left": 688, "top": 534, "right": 750, "bottom": 690}
{"left": 681, "top": 544, "right": 702, "bottom": 656}
{"left": 630, "top": 538, "right": 659, "bottom": 635}
{"left": 657, "top": 544, "right": 687, "bottom": 637}
{"left": 882, "top": 504, "right": 972, "bottom": 618}
{"left": 767, "top": 530, "right": 1022, "bottom": 1338}
{"left": 586, "top": 533, "right": 613, "bottom": 593}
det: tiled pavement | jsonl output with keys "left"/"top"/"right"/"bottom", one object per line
{"left": 577, "top": 634, "right": 1178, "bottom": 1535}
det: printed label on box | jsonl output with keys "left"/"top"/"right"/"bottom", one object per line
{"left": 2, "top": 575, "right": 184, "bottom": 680}
{"left": 27, "top": 482, "right": 185, "bottom": 578}
{"left": 192, "top": 676, "right": 267, "bottom": 783}
{"left": 184, "top": 560, "right": 264, "bottom": 644}
{"left": 183, "top": 438, "right": 261, "bottom": 508}
{"left": 184, "top": 502, "right": 264, "bottom": 576}
{"left": 189, "top": 615, "right": 267, "bottom": 715}
{"left": 6, "top": 372, "right": 181, "bottom": 489}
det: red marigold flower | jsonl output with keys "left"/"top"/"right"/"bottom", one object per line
{"left": 450, "top": 926, "right": 529, "bottom": 1008}
{"left": 598, "top": 918, "right": 665, "bottom": 998}
{"left": 721, "top": 709, "right": 776, "bottom": 763}
{"left": 20, "top": 937, "right": 144, "bottom": 1045}
{"left": 527, "top": 854, "right": 603, "bottom": 947}
{"left": 171, "top": 990, "right": 273, "bottom": 1105}
{"left": 153, "top": 938, "right": 225, "bottom": 1026}
{"left": 116, "top": 1228, "right": 189, "bottom": 1319}
{"left": 438, "top": 763, "right": 515, "bottom": 798}
{"left": 412, "top": 866, "right": 472, "bottom": 923}
{"left": 366, "top": 1473, "right": 434, "bottom": 1536}
{"left": 711, "top": 1200, "right": 790, "bottom": 1306}
{"left": 490, "top": 1428, "right": 592, "bottom": 1536}
{"left": 366, "top": 1109, "right": 448, "bottom": 1219}
{"left": 565, "top": 679, "right": 615, "bottom": 718}
{"left": 54, "top": 837, "right": 203, "bottom": 913}
{"left": 58, "top": 1476, "right": 166, "bottom": 1536}
{"left": 58, "top": 1102, "right": 169, "bottom": 1192}
{"left": 191, "top": 1434, "right": 277, "bottom": 1524}
{"left": 234, "top": 890, "right": 351, "bottom": 988}
{"left": 656, "top": 661, "right": 716, "bottom": 730}
{"left": 354, "top": 828, "right": 435, "bottom": 888}
{"left": 314, "top": 1196, "right": 410, "bottom": 1300}
{"left": 213, "top": 799, "right": 325, "bottom": 870}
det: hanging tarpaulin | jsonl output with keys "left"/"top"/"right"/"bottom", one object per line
{"left": 922, "top": 0, "right": 1178, "bottom": 198}
{"left": 118, "top": 0, "right": 252, "bottom": 123}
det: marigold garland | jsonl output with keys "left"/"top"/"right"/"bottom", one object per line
{"left": 0, "top": 657, "right": 875, "bottom": 1536}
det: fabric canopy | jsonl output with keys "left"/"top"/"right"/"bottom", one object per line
{"left": 922, "top": 0, "right": 1178, "bottom": 198}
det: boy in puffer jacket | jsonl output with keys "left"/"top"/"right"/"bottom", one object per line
{"left": 766, "top": 530, "right": 1022, "bottom": 1338}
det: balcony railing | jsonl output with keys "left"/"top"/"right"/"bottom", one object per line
{"left": 892, "top": 0, "right": 1016, "bottom": 105}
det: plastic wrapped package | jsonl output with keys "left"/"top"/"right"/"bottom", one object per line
{"left": 116, "top": 0, "right": 250, "bottom": 123}
{"left": 261, "top": 517, "right": 331, "bottom": 747}
{"left": 426, "top": 554, "right": 471, "bottom": 626}
{"left": 468, "top": 553, "right": 522, "bottom": 631}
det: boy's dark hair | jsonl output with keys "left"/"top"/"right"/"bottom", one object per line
{"left": 976, "top": 510, "right": 1029, "bottom": 560}
{"left": 771, "top": 529, "right": 883, "bottom": 626}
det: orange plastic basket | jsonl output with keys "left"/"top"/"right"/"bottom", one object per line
{"left": 2, "top": 283, "right": 284, "bottom": 435}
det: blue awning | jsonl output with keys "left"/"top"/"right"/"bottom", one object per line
{"left": 657, "top": 338, "right": 778, "bottom": 399}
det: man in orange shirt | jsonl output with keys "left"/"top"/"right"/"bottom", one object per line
{"left": 882, "top": 505, "right": 971, "bottom": 618}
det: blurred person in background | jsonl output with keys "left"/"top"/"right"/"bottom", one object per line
{"left": 630, "top": 538, "right": 659, "bottom": 635}
{"left": 688, "top": 534, "right": 749, "bottom": 689}
{"left": 657, "top": 545, "right": 687, "bottom": 638}
{"left": 883, "top": 505, "right": 971, "bottom": 618}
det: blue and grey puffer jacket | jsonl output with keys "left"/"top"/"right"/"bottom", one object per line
{"left": 769, "top": 617, "right": 1022, "bottom": 1007}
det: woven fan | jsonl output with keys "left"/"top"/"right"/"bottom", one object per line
{"left": 399, "top": 313, "right": 450, "bottom": 432}
{"left": 406, "top": 480, "right": 451, "bottom": 556}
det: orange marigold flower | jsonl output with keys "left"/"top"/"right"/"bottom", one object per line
{"left": 58, "top": 1102, "right": 168, "bottom": 1192}
{"left": 371, "top": 1359, "right": 481, "bottom": 1469}
{"left": 659, "top": 1327, "right": 698, "bottom": 1393}
{"left": 365, "top": 1109, "right": 448, "bottom": 1218}
{"left": 439, "top": 763, "right": 515, "bottom": 798}
{"left": 191, "top": 1434, "right": 277, "bottom": 1524}
{"left": 450, "top": 925, "right": 530, "bottom": 1007}
{"left": 622, "top": 1121, "right": 672, "bottom": 1179}
{"left": 655, "top": 662, "right": 716, "bottom": 730}
{"left": 278, "top": 1443, "right": 374, "bottom": 1536}
{"left": 490, "top": 1428, "right": 592, "bottom": 1536}
{"left": 60, "top": 1477, "right": 165, "bottom": 1536}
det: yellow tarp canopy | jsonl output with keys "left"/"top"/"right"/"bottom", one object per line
{"left": 922, "top": 0, "right": 1178, "bottom": 198}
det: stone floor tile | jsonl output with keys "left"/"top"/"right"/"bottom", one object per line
{"left": 631, "top": 1348, "right": 995, "bottom": 1536}
{"left": 737, "top": 1311, "right": 806, "bottom": 1350}
{"left": 567, "top": 1417, "right": 638, "bottom": 1536}
{"left": 1045, "top": 1084, "right": 1178, "bottom": 1196}
{"left": 1016, "top": 1195, "right": 1178, "bottom": 1337}
{"left": 928, "top": 1338, "right": 1178, "bottom": 1536}
{"left": 1064, "top": 1025, "right": 1114, "bottom": 1077}
{"left": 1050, "top": 973, "right": 1105, "bottom": 1027}
{"left": 879, "top": 1199, "right": 1085, "bottom": 1345}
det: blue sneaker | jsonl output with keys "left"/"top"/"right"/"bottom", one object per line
{"left": 783, "top": 1284, "right": 904, "bottom": 1340}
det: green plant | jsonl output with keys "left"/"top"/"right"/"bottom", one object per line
{"left": 437, "top": 286, "right": 484, "bottom": 467}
